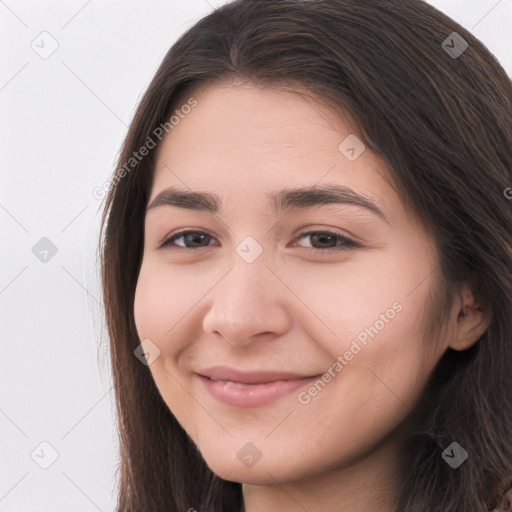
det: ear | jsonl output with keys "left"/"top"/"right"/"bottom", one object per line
{"left": 447, "top": 281, "right": 491, "bottom": 351}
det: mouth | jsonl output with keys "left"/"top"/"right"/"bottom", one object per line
{"left": 197, "top": 365, "right": 319, "bottom": 384}
{"left": 206, "top": 377, "right": 283, "bottom": 387}
{"left": 195, "top": 370, "right": 321, "bottom": 408}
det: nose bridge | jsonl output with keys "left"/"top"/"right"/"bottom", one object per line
{"left": 224, "top": 245, "right": 270, "bottom": 305}
{"left": 219, "top": 231, "right": 274, "bottom": 303}
{"left": 202, "top": 240, "right": 291, "bottom": 345}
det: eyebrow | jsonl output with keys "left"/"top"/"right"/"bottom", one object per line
{"left": 146, "top": 184, "right": 389, "bottom": 224}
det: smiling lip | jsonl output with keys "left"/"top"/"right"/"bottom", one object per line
{"left": 196, "top": 366, "right": 321, "bottom": 408}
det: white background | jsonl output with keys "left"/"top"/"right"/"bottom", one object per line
{"left": 1, "top": 1, "right": 511, "bottom": 510}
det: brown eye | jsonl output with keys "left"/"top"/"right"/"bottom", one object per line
{"left": 161, "top": 231, "right": 215, "bottom": 250}
{"left": 160, "top": 229, "right": 360, "bottom": 254}
{"left": 295, "top": 230, "right": 359, "bottom": 253}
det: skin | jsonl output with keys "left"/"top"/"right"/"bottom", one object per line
{"left": 133, "top": 78, "right": 490, "bottom": 511}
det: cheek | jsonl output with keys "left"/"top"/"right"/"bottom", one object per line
{"left": 133, "top": 261, "right": 181, "bottom": 344}
{"left": 288, "top": 250, "right": 439, "bottom": 398}
{"left": 133, "top": 261, "right": 199, "bottom": 423}
{"left": 338, "top": 302, "right": 437, "bottom": 421}
{"left": 133, "top": 257, "right": 224, "bottom": 402}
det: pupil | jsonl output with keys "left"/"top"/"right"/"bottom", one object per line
{"left": 313, "top": 234, "right": 335, "bottom": 248}
{"left": 186, "top": 233, "right": 208, "bottom": 247}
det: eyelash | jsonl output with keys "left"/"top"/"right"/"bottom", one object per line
{"left": 160, "top": 229, "right": 360, "bottom": 254}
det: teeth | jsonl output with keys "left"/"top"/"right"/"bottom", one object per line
{"left": 223, "top": 381, "right": 259, "bottom": 388}
{"left": 209, "top": 377, "right": 269, "bottom": 387}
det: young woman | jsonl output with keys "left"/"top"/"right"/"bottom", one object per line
{"left": 98, "top": 0, "right": 512, "bottom": 510}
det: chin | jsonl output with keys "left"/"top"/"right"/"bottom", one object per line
{"left": 204, "top": 450, "right": 318, "bottom": 486}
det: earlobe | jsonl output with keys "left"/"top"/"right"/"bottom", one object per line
{"left": 448, "top": 283, "right": 491, "bottom": 352}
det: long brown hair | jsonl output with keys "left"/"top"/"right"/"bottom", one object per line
{"left": 98, "top": 0, "right": 512, "bottom": 510}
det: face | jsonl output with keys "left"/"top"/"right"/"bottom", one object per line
{"left": 133, "top": 79, "right": 450, "bottom": 485}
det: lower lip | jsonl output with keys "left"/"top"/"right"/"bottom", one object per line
{"left": 196, "top": 374, "right": 319, "bottom": 408}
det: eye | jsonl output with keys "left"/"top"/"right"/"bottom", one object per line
{"left": 160, "top": 229, "right": 360, "bottom": 253}
{"left": 293, "top": 230, "right": 360, "bottom": 253}
{"left": 160, "top": 230, "right": 216, "bottom": 251}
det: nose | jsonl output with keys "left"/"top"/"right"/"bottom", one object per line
{"left": 202, "top": 252, "right": 292, "bottom": 347}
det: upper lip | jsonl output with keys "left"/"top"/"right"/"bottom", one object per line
{"left": 197, "top": 365, "right": 319, "bottom": 384}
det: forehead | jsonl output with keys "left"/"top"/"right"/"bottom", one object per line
{"left": 149, "top": 81, "right": 398, "bottom": 219}
{"left": 159, "top": 80, "right": 361, "bottom": 153}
